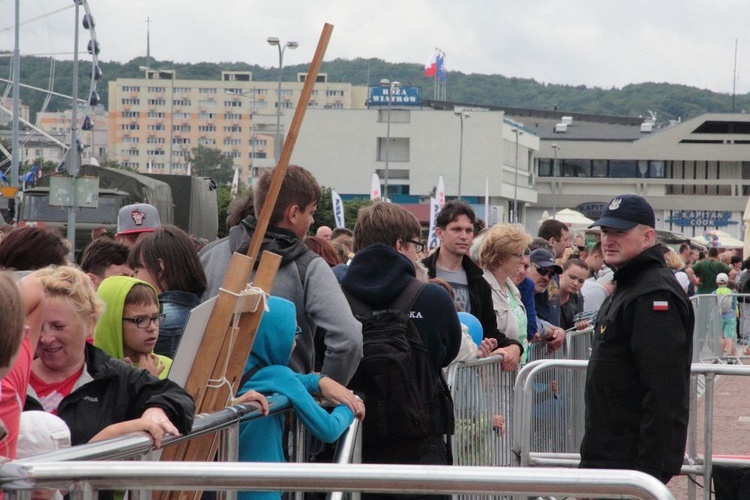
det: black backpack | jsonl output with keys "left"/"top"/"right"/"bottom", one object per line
{"left": 345, "top": 279, "right": 454, "bottom": 445}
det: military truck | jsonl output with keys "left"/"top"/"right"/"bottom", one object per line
{"left": 18, "top": 165, "right": 218, "bottom": 254}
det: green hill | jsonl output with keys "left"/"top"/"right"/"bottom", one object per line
{"left": 1, "top": 53, "right": 748, "bottom": 123}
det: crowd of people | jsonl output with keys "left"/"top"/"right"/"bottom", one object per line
{"left": 0, "top": 164, "right": 700, "bottom": 496}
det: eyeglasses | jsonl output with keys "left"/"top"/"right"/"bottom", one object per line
{"left": 407, "top": 240, "right": 425, "bottom": 253}
{"left": 511, "top": 252, "right": 525, "bottom": 260}
{"left": 534, "top": 265, "right": 557, "bottom": 277}
{"left": 123, "top": 313, "right": 165, "bottom": 329}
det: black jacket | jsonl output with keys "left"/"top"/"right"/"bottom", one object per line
{"left": 579, "top": 244, "right": 694, "bottom": 483}
{"left": 26, "top": 344, "right": 195, "bottom": 446}
{"left": 422, "top": 248, "right": 523, "bottom": 353}
{"left": 341, "top": 244, "right": 461, "bottom": 444}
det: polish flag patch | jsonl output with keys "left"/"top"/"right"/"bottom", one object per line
{"left": 653, "top": 301, "right": 669, "bottom": 311}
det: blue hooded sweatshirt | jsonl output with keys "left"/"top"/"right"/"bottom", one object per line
{"left": 236, "top": 296, "right": 354, "bottom": 500}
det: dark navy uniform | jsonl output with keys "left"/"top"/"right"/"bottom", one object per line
{"left": 580, "top": 244, "right": 694, "bottom": 483}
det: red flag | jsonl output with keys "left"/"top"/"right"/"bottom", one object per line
{"left": 424, "top": 52, "right": 437, "bottom": 77}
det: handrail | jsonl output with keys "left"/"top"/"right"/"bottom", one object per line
{"left": 512, "top": 358, "right": 750, "bottom": 495}
{"left": 20, "top": 395, "right": 291, "bottom": 463}
{"left": 0, "top": 462, "right": 675, "bottom": 500}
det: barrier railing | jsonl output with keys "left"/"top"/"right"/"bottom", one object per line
{"left": 445, "top": 355, "right": 515, "bottom": 467}
{"left": 18, "top": 395, "right": 291, "bottom": 464}
{"left": 512, "top": 359, "right": 750, "bottom": 500}
{"left": 0, "top": 461, "right": 676, "bottom": 500}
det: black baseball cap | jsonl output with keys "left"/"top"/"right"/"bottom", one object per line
{"left": 529, "top": 249, "right": 563, "bottom": 274}
{"left": 589, "top": 194, "right": 655, "bottom": 230}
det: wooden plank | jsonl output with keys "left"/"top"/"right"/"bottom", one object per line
{"left": 158, "top": 24, "right": 335, "bottom": 500}
{"left": 245, "top": 22, "right": 334, "bottom": 263}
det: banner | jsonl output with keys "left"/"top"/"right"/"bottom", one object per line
{"left": 427, "top": 196, "right": 441, "bottom": 251}
{"left": 332, "top": 189, "right": 345, "bottom": 228}
{"left": 370, "top": 173, "right": 381, "bottom": 201}
{"left": 436, "top": 175, "right": 445, "bottom": 208}
{"left": 230, "top": 168, "right": 239, "bottom": 196}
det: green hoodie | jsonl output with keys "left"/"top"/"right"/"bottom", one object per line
{"left": 94, "top": 276, "right": 172, "bottom": 379}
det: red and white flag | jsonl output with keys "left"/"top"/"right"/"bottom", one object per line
{"left": 436, "top": 175, "right": 445, "bottom": 208}
{"left": 653, "top": 301, "right": 669, "bottom": 311}
{"left": 424, "top": 51, "right": 437, "bottom": 77}
{"left": 370, "top": 172, "right": 381, "bottom": 201}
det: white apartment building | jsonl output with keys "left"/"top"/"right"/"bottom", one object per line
{"left": 288, "top": 107, "right": 540, "bottom": 224}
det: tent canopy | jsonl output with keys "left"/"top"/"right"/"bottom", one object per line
{"left": 691, "top": 230, "right": 744, "bottom": 250}
{"left": 537, "top": 208, "right": 595, "bottom": 231}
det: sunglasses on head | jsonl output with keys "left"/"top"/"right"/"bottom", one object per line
{"left": 534, "top": 265, "right": 557, "bottom": 277}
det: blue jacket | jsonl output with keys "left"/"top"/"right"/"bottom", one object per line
{"left": 156, "top": 290, "right": 201, "bottom": 358}
{"left": 237, "top": 296, "right": 354, "bottom": 500}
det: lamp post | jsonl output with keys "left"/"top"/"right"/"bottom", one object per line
{"left": 511, "top": 127, "right": 523, "bottom": 223}
{"left": 454, "top": 111, "right": 470, "bottom": 200}
{"left": 380, "top": 78, "right": 400, "bottom": 201}
{"left": 551, "top": 143, "right": 561, "bottom": 219}
{"left": 267, "top": 37, "right": 298, "bottom": 165}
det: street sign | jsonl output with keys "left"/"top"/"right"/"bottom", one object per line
{"left": 0, "top": 187, "right": 18, "bottom": 198}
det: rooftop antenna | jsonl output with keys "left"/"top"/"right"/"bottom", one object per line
{"left": 145, "top": 16, "right": 152, "bottom": 68}
{"left": 732, "top": 38, "right": 738, "bottom": 113}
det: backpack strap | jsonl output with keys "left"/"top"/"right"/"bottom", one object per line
{"left": 389, "top": 278, "right": 427, "bottom": 315}
{"left": 238, "top": 361, "right": 265, "bottom": 393}
{"left": 295, "top": 250, "right": 320, "bottom": 288}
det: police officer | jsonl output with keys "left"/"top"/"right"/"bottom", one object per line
{"left": 579, "top": 194, "right": 694, "bottom": 484}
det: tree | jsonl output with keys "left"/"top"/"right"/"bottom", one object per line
{"left": 187, "top": 146, "right": 235, "bottom": 184}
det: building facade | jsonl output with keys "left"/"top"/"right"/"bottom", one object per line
{"left": 107, "top": 69, "right": 367, "bottom": 186}
{"left": 288, "top": 107, "right": 540, "bottom": 224}
{"left": 524, "top": 112, "right": 750, "bottom": 241}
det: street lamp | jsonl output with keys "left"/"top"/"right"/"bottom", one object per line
{"left": 380, "top": 78, "right": 400, "bottom": 201}
{"left": 511, "top": 127, "right": 524, "bottom": 223}
{"left": 454, "top": 111, "right": 470, "bottom": 200}
{"left": 551, "top": 143, "right": 561, "bottom": 219}
{"left": 267, "top": 37, "right": 298, "bottom": 164}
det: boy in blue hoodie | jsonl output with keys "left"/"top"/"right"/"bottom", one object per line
{"left": 235, "top": 295, "right": 364, "bottom": 500}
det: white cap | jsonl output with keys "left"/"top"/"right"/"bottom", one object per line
{"left": 716, "top": 273, "right": 729, "bottom": 284}
{"left": 17, "top": 411, "right": 71, "bottom": 458}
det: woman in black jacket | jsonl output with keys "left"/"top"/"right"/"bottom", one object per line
{"left": 25, "top": 266, "right": 194, "bottom": 447}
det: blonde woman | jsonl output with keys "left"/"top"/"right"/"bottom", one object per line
{"left": 479, "top": 224, "right": 532, "bottom": 367}
{"left": 26, "top": 266, "right": 195, "bottom": 447}
{"left": 663, "top": 246, "right": 690, "bottom": 294}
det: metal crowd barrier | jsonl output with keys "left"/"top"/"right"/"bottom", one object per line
{"left": 512, "top": 359, "right": 750, "bottom": 500}
{"left": 445, "top": 355, "right": 515, "bottom": 468}
{"left": 0, "top": 461, "right": 676, "bottom": 500}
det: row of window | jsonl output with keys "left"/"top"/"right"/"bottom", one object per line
{"left": 122, "top": 98, "right": 282, "bottom": 110}
{"left": 538, "top": 159, "right": 666, "bottom": 178}
{"left": 122, "top": 111, "right": 264, "bottom": 120}
{"left": 121, "top": 149, "right": 267, "bottom": 160}
{"left": 119, "top": 137, "right": 267, "bottom": 147}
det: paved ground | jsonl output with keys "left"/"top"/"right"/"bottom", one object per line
{"left": 668, "top": 359, "right": 750, "bottom": 499}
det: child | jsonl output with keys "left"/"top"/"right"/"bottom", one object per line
{"left": 94, "top": 276, "right": 171, "bottom": 379}
{"left": 234, "top": 296, "right": 364, "bottom": 500}
{"left": 714, "top": 273, "right": 737, "bottom": 357}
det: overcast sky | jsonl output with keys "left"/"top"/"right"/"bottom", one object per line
{"left": 3, "top": 0, "right": 749, "bottom": 95}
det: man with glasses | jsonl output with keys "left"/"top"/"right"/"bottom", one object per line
{"left": 341, "top": 201, "right": 461, "bottom": 474}
{"left": 525, "top": 249, "right": 566, "bottom": 351}
{"left": 528, "top": 248, "right": 563, "bottom": 327}
{"left": 580, "top": 194, "right": 694, "bottom": 484}
{"left": 423, "top": 201, "right": 524, "bottom": 369}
